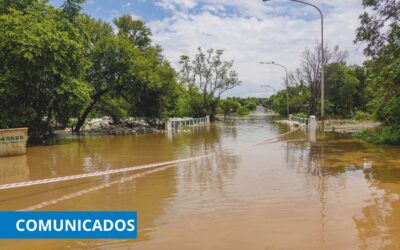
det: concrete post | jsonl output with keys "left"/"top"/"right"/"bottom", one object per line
{"left": 0, "top": 128, "right": 28, "bottom": 157}
{"left": 309, "top": 116, "right": 317, "bottom": 128}
{"left": 308, "top": 115, "right": 317, "bottom": 143}
{"left": 166, "top": 119, "right": 172, "bottom": 131}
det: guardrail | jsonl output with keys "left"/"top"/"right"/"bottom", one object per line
{"left": 166, "top": 116, "right": 210, "bottom": 130}
{"left": 289, "top": 115, "right": 317, "bottom": 128}
{"left": 289, "top": 115, "right": 310, "bottom": 126}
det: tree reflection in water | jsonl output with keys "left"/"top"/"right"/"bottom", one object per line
{"left": 283, "top": 130, "right": 400, "bottom": 249}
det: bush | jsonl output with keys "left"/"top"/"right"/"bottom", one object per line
{"left": 237, "top": 107, "right": 250, "bottom": 116}
{"left": 353, "top": 111, "right": 372, "bottom": 121}
{"left": 219, "top": 99, "right": 241, "bottom": 115}
{"left": 292, "top": 112, "right": 308, "bottom": 118}
{"left": 354, "top": 125, "right": 400, "bottom": 145}
{"left": 244, "top": 102, "right": 257, "bottom": 111}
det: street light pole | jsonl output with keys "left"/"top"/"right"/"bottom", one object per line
{"left": 261, "top": 84, "right": 277, "bottom": 112}
{"left": 260, "top": 61, "right": 289, "bottom": 117}
{"left": 262, "top": 0, "right": 324, "bottom": 126}
{"left": 261, "top": 84, "right": 276, "bottom": 94}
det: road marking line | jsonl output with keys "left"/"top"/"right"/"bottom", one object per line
{"left": 19, "top": 165, "right": 176, "bottom": 211}
{"left": 0, "top": 155, "right": 212, "bottom": 190}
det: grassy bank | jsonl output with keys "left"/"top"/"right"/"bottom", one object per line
{"left": 353, "top": 126, "right": 400, "bottom": 145}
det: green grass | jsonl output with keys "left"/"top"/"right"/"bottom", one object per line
{"left": 292, "top": 113, "right": 308, "bottom": 118}
{"left": 352, "top": 111, "right": 372, "bottom": 121}
{"left": 354, "top": 125, "right": 400, "bottom": 145}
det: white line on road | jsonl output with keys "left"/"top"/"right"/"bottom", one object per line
{"left": 0, "top": 155, "right": 212, "bottom": 190}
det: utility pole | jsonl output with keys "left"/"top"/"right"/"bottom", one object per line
{"left": 260, "top": 61, "right": 289, "bottom": 117}
{"left": 262, "top": 0, "right": 324, "bottom": 126}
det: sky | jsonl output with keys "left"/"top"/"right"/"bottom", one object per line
{"left": 50, "top": 0, "right": 367, "bottom": 98}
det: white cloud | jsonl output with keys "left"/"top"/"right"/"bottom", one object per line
{"left": 156, "top": 0, "right": 198, "bottom": 12}
{"left": 150, "top": 0, "right": 366, "bottom": 97}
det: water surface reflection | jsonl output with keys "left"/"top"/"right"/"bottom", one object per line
{"left": 0, "top": 120, "right": 399, "bottom": 249}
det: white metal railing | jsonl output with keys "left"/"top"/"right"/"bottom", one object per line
{"left": 166, "top": 116, "right": 210, "bottom": 130}
{"left": 289, "top": 115, "right": 317, "bottom": 128}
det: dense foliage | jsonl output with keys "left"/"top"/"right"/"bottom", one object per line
{"left": 265, "top": 0, "right": 400, "bottom": 144}
{"left": 0, "top": 1, "right": 92, "bottom": 141}
{"left": 218, "top": 99, "right": 241, "bottom": 116}
{"left": 217, "top": 97, "right": 262, "bottom": 117}
{"left": 288, "top": 44, "right": 348, "bottom": 115}
{"left": 354, "top": 126, "right": 400, "bottom": 146}
{"left": 325, "top": 63, "right": 361, "bottom": 117}
{"left": 353, "top": 0, "right": 400, "bottom": 144}
{"left": 267, "top": 84, "right": 310, "bottom": 116}
{"left": 1, "top": 0, "right": 398, "bottom": 146}
{"left": 266, "top": 53, "right": 371, "bottom": 120}
{"left": 0, "top": 1, "right": 182, "bottom": 142}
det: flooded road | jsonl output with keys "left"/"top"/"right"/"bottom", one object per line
{"left": 0, "top": 119, "right": 400, "bottom": 249}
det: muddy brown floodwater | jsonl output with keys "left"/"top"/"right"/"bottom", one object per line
{"left": 0, "top": 119, "right": 400, "bottom": 249}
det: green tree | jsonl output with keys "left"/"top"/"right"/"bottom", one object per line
{"left": 114, "top": 15, "right": 152, "bottom": 49}
{"left": 175, "top": 86, "right": 196, "bottom": 117}
{"left": 73, "top": 30, "right": 141, "bottom": 132}
{"left": 353, "top": 0, "right": 400, "bottom": 144}
{"left": 355, "top": 0, "right": 400, "bottom": 58}
{"left": 0, "top": 0, "right": 41, "bottom": 14}
{"left": 219, "top": 99, "right": 241, "bottom": 116}
{"left": 290, "top": 44, "right": 348, "bottom": 115}
{"left": 0, "top": 2, "right": 91, "bottom": 142}
{"left": 324, "top": 63, "right": 360, "bottom": 118}
{"left": 242, "top": 98, "right": 258, "bottom": 111}
{"left": 367, "top": 58, "right": 400, "bottom": 125}
{"left": 236, "top": 106, "right": 250, "bottom": 116}
{"left": 269, "top": 85, "right": 310, "bottom": 116}
{"left": 348, "top": 65, "right": 371, "bottom": 110}
{"left": 355, "top": 0, "right": 400, "bottom": 126}
{"left": 96, "top": 94, "right": 129, "bottom": 123}
{"left": 127, "top": 47, "right": 179, "bottom": 119}
{"left": 178, "top": 48, "right": 241, "bottom": 119}
{"left": 0, "top": 1, "right": 181, "bottom": 141}
{"left": 61, "top": 0, "right": 85, "bottom": 21}
{"left": 73, "top": 16, "right": 179, "bottom": 131}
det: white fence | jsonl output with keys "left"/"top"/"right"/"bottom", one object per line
{"left": 166, "top": 116, "right": 210, "bottom": 130}
{"left": 289, "top": 115, "right": 317, "bottom": 128}
{"left": 288, "top": 115, "right": 318, "bottom": 142}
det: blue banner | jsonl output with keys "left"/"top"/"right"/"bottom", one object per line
{"left": 0, "top": 211, "right": 137, "bottom": 239}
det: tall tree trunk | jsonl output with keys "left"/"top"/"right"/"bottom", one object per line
{"left": 73, "top": 89, "right": 110, "bottom": 133}
{"left": 73, "top": 102, "right": 96, "bottom": 133}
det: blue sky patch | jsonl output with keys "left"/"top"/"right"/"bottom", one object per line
{"left": 50, "top": 0, "right": 171, "bottom": 22}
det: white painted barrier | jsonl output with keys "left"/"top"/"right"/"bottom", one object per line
{"left": 0, "top": 154, "right": 212, "bottom": 190}
{"left": 0, "top": 128, "right": 28, "bottom": 157}
{"left": 166, "top": 116, "right": 210, "bottom": 130}
{"left": 289, "top": 115, "right": 317, "bottom": 142}
{"left": 308, "top": 115, "right": 317, "bottom": 142}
